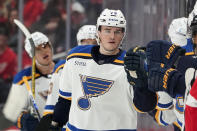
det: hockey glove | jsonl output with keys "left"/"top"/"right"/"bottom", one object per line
{"left": 17, "top": 112, "right": 39, "bottom": 131}
{"left": 148, "top": 65, "right": 182, "bottom": 97}
{"left": 124, "top": 46, "right": 148, "bottom": 88}
{"left": 146, "top": 40, "right": 186, "bottom": 69}
{"left": 35, "top": 114, "right": 61, "bottom": 131}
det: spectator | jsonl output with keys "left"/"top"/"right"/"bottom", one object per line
{"left": 23, "top": 0, "right": 44, "bottom": 28}
{"left": 0, "top": 23, "right": 17, "bottom": 83}
{"left": 7, "top": 8, "right": 18, "bottom": 52}
{"left": 70, "top": 1, "right": 87, "bottom": 47}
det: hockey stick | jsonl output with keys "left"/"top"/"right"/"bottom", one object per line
{"left": 14, "top": 19, "right": 40, "bottom": 120}
{"left": 14, "top": 19, "right": 36, "bottom": 98}
{"left": 22, "top": 76, "right": 41, "bottom": 121}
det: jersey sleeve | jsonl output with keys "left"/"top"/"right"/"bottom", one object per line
{"left": 149, "top": 108, "right": 177, "bottom": 126}
{"left": 43, "top": 71, "right": 62, "bottom": 115}
{"left": 3, "top": 83, "right": 29, "bottom": 122}
{"left": 59, "top": 61, "right": 72, "bottom": 100}
{"left": 156, "top": 91, "right": 173, "bottom": 110}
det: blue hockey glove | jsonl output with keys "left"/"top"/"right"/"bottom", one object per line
{"left": 146, "top": 40, "right": 186, "bottom": 69}
{"left": 124, "top": 47, "right": 148, "bottom": 88}
{"left": 148, "top": 65, "right": 183, "bottom": 97}
{"left": 17, "top": 112, "right": 39, "bottom": 131}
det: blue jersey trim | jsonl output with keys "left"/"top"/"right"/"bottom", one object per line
{"left": 157, "top": 101, "right": 173, "bottom": 109}
{"left": 67, "top": 122, "right": 136, "bottom": 131}
{"left": 67, "top": 45, "right": 95, "bottom": 56}
{"left": 13, "top": 67, "right": 32, "bottom": 84}
{"left": 182, "top": 38, "right": 194, "bottom": 53}
{"left": 160, "top": 111, "right": 168, "bottom": 126}
{"left": 177, "top": 118, "right": 182, "bottom": 127}
{"left": 59, "top": 90, "right": 72, "bottom": 97}
{"left": 45, "top": 105, "right": 54, "bottom": 110}
{"left": 53, "top": 59, "right": 66, "bottom": 73}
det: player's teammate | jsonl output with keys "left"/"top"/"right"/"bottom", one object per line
{"left": 2, "top": 32, "right": 55, "bottom": 131}
{"left": 39, "top": 25, "right": 97, "bottom": 130}
{"left": 38, "top": 9, "right": 142, "bottom": 131}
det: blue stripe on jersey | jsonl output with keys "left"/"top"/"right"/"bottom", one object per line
{"left": 67, "top": 45, "right": 95, "bottom": 56}
{"left": 157, "top": 101, "right": 173, "bottom": 109}
{"left": 116, "top": 50, "right": 126, "bottom": 61}
{"left": 67, "top": 122, "right": 136, "bottom": 131}
{"left": 59, "top": 90, "right": 72, "bottom": 97}
{"left": 177, "top": 118, "right": 182, "bottom": 127}
{"left": 53, "top": 59, "right": 66, "bottom": 73}
{"left": 160, "top": 111, "right": 168, "bottom": 126}
{"left": 13, "top": 67, "right": 32, "bottom": 84}
{"left": 45, "top": 105, "right": 54, "bottom": 110}
{"left": 182, "top": 38, "right": 194, "bottom": 53}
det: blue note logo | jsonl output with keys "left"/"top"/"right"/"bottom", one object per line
{"left": 78, "top": 75, "right": 114, "bottom": 110}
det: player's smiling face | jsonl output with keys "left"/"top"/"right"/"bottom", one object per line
{"left": 35, "top": 43, "right": 53, "bottom": 66}
{"left": 98, "top": 26, "right": 124, "bottom": 55}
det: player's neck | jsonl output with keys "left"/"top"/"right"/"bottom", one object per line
{"left": 99, "top": 47, "right": 119, "bottom": 55}
{"left": 36, "top": 61, "right": 55, "bottom": 75}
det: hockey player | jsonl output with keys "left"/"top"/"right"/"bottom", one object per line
{"left": 40, "top": 25, "right": 97, "bottom": 130}
{"left": 1, "top": 32, "right": 55, "bottom": 131}
{"left": 77, "top": 25, "right": 97, "bottom": 45}
{"left": 146, "top": 17, "right": 189, "bottom": 131}
{"left": 37, "top": 8, "right": 144, "bottom": 131}
{"left": 151, "top": 14, "right": 197, "bottom": 131}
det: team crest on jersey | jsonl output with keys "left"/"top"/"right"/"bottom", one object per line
{"left": 78, "top": 75, "right": 114, "bottom": 110}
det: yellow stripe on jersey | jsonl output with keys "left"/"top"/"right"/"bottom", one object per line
{"left": 67, "top": 53, "right": 92, "bottom": 60}
{"left": 55, "top": 64, "right": 65, "bottom": 73}
{"left": 185, "top": 52, "right": 195, "bottom": 56}
{"left": 155, "top": 110, "right": 163, "bottom": 126}
{"left": 66, "top": 128, "right": 70, "bottom": 131}
{"left": 59, "top": 94, "right": 72, "bottom": 100}
{"left": 114, "top": 59, "right": 124, "bottom": 64}
{"left": 43, "top": 111, "right": 53, "bottom": 116}
{"left": 173, "top": 121, "right": 181, "bottom": 130}
{"left": 17, "top": 112, "right": 24, "bottom": 129}
{"left": 132, "top": 103, "right": 146, "bottom": 113}
{"left": 17, "top": 73, "right": 40, "bottom": 85}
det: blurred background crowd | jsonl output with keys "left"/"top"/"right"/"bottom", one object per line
{"left": 0, "top": 0, "right": 195, "bottom": 130}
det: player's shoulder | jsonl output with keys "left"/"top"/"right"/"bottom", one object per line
{"left": 112, "top": 50, "right": 126, "bottom": 65}
{"left": 53, "top": 59, "right": 66, "bottom": 73}
{"left": 117, "top": 50, "right": 126, "bottom": 61}
{"left": 13, "top": 67, "right": 32, "bottom": 84}
{"left": 66, "top": 45, "right": 95, "bottom": 60}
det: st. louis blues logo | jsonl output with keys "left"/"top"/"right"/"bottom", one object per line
{"left": 78, "top": 75, "right": 114, "bottom": 110}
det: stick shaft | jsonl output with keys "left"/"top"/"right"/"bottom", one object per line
{"left": 23, "top": 76, "right": 41, "bottom": 121}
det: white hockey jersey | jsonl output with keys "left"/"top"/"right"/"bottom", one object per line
{"left": 3, "top": 67, "right": 52, "bottom": 122}
{"left": 43, "top": 59, "right": 66, "bottom": 116}
{"left": 58, "top": 45, "right": 137, "bottom": 131}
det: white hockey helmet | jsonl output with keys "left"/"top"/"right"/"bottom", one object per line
{"left": 25, "top": 32, "right": 51, "bottom": 57}
{"left": 96, "top": 8, "right": 126, "bottom": 32}
{"left": 77, "top": 25, "right": 96, "bottom": 45}
{"left": 168, "top": 17, "right": 187, "bottom": 46}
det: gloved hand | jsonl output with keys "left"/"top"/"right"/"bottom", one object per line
{"left": 146, "top": 40, "right": 186, "bottom": 69}
{"left": 17, "top": 112, "right": 39, "bottom": 131}
{"left": 148, "top": 65, "right": 182, "bottom": 97}
{"left": 35, "top": 114, "right": 61, "bottom": 131}
{"left": 125, "top": 47, "right": 158, "bottom": 112}
{"left": 124, "top": 46, "right": 148, "bottom": 88}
